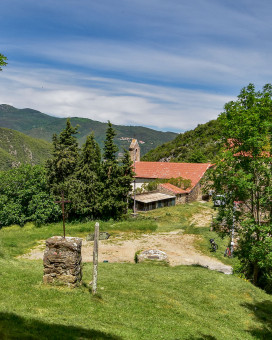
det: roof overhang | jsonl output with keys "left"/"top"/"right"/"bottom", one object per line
{"left": 134, "top": 192, "right": 176, "bottom": 203}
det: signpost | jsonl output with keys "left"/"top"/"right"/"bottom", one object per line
{"left": 92, "top": 222, "right": 99, "bottom": 295}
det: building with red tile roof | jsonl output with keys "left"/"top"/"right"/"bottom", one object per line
{"left": 134, "top": 161, "right": 212, "bottom": 188}
{"left": 133, "top": 161, "right": 213, "bottom": 210}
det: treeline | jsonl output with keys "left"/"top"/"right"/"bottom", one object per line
{"left": 142, "top": 119, "right": 222, "bottom": 163}
{"left": 0, "top": 121, "right": 134, "bottom": 227}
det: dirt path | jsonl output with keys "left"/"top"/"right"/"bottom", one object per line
{"left": 21, "top": 231, "right": 232, "bottom": 275}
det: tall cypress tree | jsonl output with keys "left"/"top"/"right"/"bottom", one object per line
{"left": 75, "top": 133, "right": 101, "bottom": 218}
{"left": 103, "top": 121, "right": 118, "bottom": 163}
{"left": 46, "top": 119, "right": 79, "bottom": 200}
{"left": 120, "top": 149, "right": 134, "bottom": 213}
{"left": 99, "top": 121, "right": 129, "bottom": 219}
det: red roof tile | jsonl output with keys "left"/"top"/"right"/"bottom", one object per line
{"left": 134, "top": 162, "right": 213, "bottom": 188}
{"left": 159, "top": 183, "right": 188, "bottom": 194}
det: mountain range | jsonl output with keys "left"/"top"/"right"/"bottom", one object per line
{"left": 0, "top": 104, "right": 178, "bottom": 170}
{"left": 0, "top": 104, "right": 224, "bottom": 171}
{"left": 0, "top": 104, "right": 177, "bottom": 155}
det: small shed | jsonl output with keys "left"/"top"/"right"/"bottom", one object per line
{"left": 135, "top": 192, "right": 176, "bottom": 211}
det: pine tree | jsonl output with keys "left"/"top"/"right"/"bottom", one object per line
{"left": 99, "top": 121, "right": 132, "bottom": 219}
{"left": 46, "top": 119, "right": 79, "bottom": 200}
{"left": 103, "top": 121, "right": 118, "bottom": 163}
{"left": 75, "top": 133, "right": 101, "bottom": 218}
{"left": 119, "top": 149, "right": 134, "bottom": 213}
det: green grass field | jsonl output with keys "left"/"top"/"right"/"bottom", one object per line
{"left": 0, "top": 203, "right": 271, "bottom": 339}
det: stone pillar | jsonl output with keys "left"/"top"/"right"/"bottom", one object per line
{"left": 43, "top": 236, "right": 82, "bottom": 287}
{"left": 129, "top": 139, "right": 140, "bottom": 162}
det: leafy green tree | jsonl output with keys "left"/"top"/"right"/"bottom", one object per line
{"left": 188, "top": 149, "right": 207, "bottom": 163}
{"left": 0, "top": 165, "right": 60, "bottom": 227}
{"left": 206, "top": 84, "right": 272, "bottom": 292}
{"left": 74, "top": 133, "right": 101, "bottom": 218}
{"left": 0, "top": 53, "right": 7, "bottom": 71}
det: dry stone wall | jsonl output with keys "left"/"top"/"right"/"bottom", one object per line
{"left": 43, "top": 236, "right": 82, "bottom": 287}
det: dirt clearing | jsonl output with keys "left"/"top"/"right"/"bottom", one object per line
{"left": 21, "top": 230, "right": 232, "bottom": 274}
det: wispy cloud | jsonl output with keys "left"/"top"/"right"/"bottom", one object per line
{"left": 1, "top": 0, "right": 272, "bottom": 132}
{"left": 0, "top": 65, "right": 233, "bottom": 132}
{"left": 4, "top": 37, "right": 272, "bottom": 90}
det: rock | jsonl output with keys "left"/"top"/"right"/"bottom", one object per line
{"left": 137, "top": 249, "right": 169, "bottom": 263}
{"left": 43, "top": 236, "right": 82, "bottom": 288}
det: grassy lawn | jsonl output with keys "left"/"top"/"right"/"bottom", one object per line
{"left": 0, "top": 203, "right": 271, "bottom": 339}
{"left": 138, "top": 201, "right": 209, "bottom": 232}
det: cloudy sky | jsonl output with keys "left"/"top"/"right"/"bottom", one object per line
{"left": 1, "top": 0, "right": 272, "bottom": 132}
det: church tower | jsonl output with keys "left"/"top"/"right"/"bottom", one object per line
{"left": 129, "top": 139, "right": 140, "bottom": 162}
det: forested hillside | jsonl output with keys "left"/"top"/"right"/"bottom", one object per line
{"left": 0, "top": 104, "right": 177, "bottom": 155}
{"left": 0, "top": 127, "right": 52, "bottom": 170}
{"left": 142, "top": 119, "right": 222, "bottom": 163}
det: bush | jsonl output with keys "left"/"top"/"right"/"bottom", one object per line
{"left": 0, "top": 164, "right": 61, "bottom": 227}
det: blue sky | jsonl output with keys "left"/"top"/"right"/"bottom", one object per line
{"left": 1, "top": 0, "right": 272, "bottom": 132}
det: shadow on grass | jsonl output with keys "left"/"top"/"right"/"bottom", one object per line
{"left": 242, "top": 300, "right": 272, "bottom": 339}
{"left": 0, "top": 312, "right": 122, "bottom": 340}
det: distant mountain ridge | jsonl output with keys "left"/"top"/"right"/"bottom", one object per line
{"left": 0, "top": 104, "right": 177, "bottom": 156}
{"left": 142, "top": 119, "right": 222, "bottom": 163}
{"left": 0, "top": 127, "right": 52, "bottom": 170}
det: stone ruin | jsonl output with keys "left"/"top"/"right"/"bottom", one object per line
{"left": 137, "top": 249, "right": 169, "bottom": 263}
{"left": 43, "top": 236, "right": 82, "bottom": 287}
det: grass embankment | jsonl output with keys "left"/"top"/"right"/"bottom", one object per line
{"left": 0, "top": 203, "right": 271, "bottom": 339}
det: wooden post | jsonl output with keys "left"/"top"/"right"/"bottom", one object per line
{"left": 92, "top": 222, "right": 99, "bottom": 295}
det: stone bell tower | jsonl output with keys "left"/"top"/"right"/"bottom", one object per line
{"left": 129, "top": 139, "right": 140, "bottom": 162}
